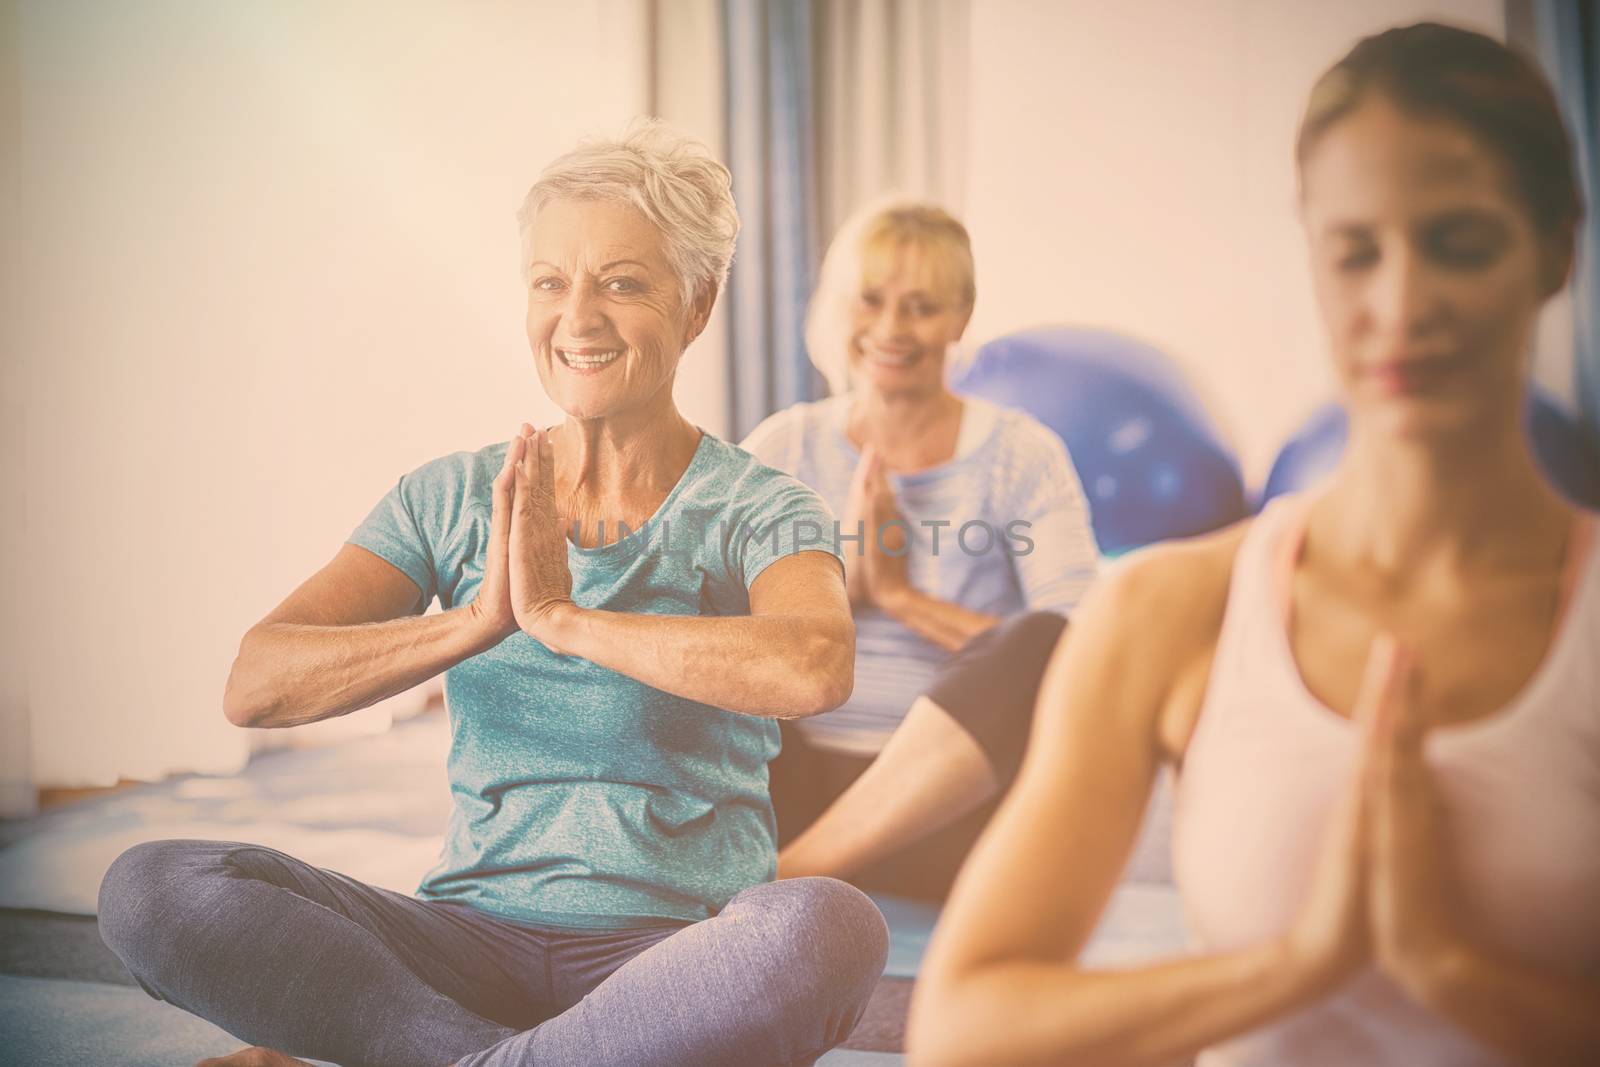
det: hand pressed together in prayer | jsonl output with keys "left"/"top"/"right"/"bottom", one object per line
{"left": 465, "top": 424, "right": 577, "bottom": 653}
{"left": 845, "top": 445, "right": 912, "bottom": 609}
{"left": 465, "top": 428, "right": 524, "bottom": 643}
{"left": 464, "top": 425, "right": 576, "bottom": 652}
{"left": 509, "top": 423, "right": 578, "bottom": 651}
{"left": 1366, "top": 641, "right": 1468, "bottom": 1002}
{"left": 1283, "top": 634, "right": 1470, "bottom": 999}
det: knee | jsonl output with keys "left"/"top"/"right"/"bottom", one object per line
{"left": 922, "top": 610, "right": 1067, "bottom": 778}
{"left": 992, "top": 610, "right": 1068, "bottom": 661}
{"left": 97, "top": 839, "right": 226, "bottom": 978}
{"left": 746, "top": 877, "right": 889, "bottom": 1006}
{"left": 934, "top": 611, "right": 1066, "bottom": 713}
{"left": 99, "top": 840, "right": 180, "bottom": 949}
{"left": 695, "top": 879, "right": 888, "bottom": 1064}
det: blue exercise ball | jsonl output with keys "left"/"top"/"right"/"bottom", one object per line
{"left": 1261, "top": 386, "right": 1600, "bottom": 509}
{"left": 951, "top": 327, "right": 1249, "bottom": 556}
{"left": 1259, "top": 405, "right": 1346, "bottom": 506}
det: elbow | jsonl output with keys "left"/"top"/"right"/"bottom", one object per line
{"left": 908, "top": 957, "right": 1064, "bottom": 1067}
{"left": 907, "top": 1045, "right": 976, "bottom": 1067}
{"left": 222, "top": 672, "right": 266, "bottom": 728}
{"left": 221, "top": 630, "right": 275, "bottom": 727}
{"left": 906, "top": 981, "right": 984, "bottom": 1067}
{"left": 222, "top": 686, "right": 266, "bottom": 728}
{"left": 904, "top": 1018, "right": 948, "bottom": 1067}
{"left": 907, "top": 1010, "right": 1028, "bottom": 1067}
{"left": 791, "top": 620, "right": 855, "bottom": 717}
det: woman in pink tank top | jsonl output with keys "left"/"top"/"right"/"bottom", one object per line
{"left": 908, "top": 22, "right": 1600, "bottom": 1067}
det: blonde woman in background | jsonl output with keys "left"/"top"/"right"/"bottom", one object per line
{"left": 743, "top": 202, "right": 1100, "bottom": 900}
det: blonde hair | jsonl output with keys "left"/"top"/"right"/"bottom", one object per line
{"left": 806, "top": 199, "right": 976, "bottom": 393}
{"left": 517, "top": 119, "right": 741, "bottom": 307}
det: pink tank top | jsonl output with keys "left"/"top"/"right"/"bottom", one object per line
{"left": 1172, "top": 494, "right": 1600, "bottom": 1066}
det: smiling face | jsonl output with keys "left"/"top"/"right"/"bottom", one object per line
{"left": 1300, "top": 95, "right": 1560, "bottom": 442}
{"left": 525, "top": 198, "right": 710, "bottom": 421}
{"left": 847, "top": 242, "right": 973, "bottom": 397}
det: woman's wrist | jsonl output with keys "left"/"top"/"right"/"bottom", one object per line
{"left": 1383, "top": 935, "right": 1483, "bottom": 1009}
{"left": 1270, "top": 932, "right": 1360, "bottom": 1006}
{"left": 461, "top": 600, "right": 518, "bottom": 654}
{"left": 874, "top": 582, "right": 920, "bottom": 620}
{"left": 521, "top": 600, "right": 584, "bottom": 655}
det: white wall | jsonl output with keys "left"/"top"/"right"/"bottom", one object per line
{"left": 962, "top": 0, "right": 1505, "bottom": 483}
{"left": 1, "top": 0, "right": 35, "bottom": 815}
{"left": 10, "top": 1, "right": 705, "bottom": 787}
{"left": 651, "top": 0, "right": 732, "bottom": 434}
{"left": 15, "top": 1, "right": 1570, "bottom": 791}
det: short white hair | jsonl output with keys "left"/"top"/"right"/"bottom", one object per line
{"left": 517, "top": 120, "right": 740, "bottom": 308}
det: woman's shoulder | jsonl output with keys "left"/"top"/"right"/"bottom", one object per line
{"left": 1024, "top": 519, "right": 1256, "bottom": 766}
{"left": 351, "top": 441, "right": 509, "bottom": 578}
{"left": 957, "top": 400, "right": 1082, "bottom": 512}
{"left": 398, "top": 440, "right": 509, "bottom": 508}
{"left": 1090, "top": 520, "right": 1253, "bottom": 655}
{"left": 740, "top": 396, "right": 847, "bottom": 459}
{"left": 978, "top": 400, "right": 1071, "bottom": 464}
{"left": 693, "top": 432, "right": 834, "bottom": 515}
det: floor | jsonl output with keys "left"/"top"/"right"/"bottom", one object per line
{"left": 0, "top": 712, "right": 1188, "bottom": 1066}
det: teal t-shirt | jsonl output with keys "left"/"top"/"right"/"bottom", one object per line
{"left": 347, "top": 431, "right": 844, "bottom": 929}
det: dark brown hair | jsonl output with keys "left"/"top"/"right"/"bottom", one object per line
{"left": 1297, "top": 22, "right": 1584, "bottom": 241}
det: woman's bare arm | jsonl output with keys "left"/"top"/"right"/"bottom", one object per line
{"left": 1401, "top": 946, "right": 1600, "bottom": 1066}
{"left": 224, "top": 442, "right": 522, "bottom": 728}
{"left": 908, "top": 532, "right": 1357, "bottom": 1067}
{"left": 507, "top": 429, "right": 855, "bottom": 719}
{"left": 876, "top": 586, "right": 999, "bottom": 651}
{"left": 534, "top": 550, "right": 856, "bottom": 719}
{"left": 221, "top": 544, "right": 503, "bottom": 728}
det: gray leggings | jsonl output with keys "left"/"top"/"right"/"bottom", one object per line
{"left": 97, "top": 840, "right": 888, "bottom": 1067}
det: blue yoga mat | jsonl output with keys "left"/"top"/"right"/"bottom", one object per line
{"left": 0, "top": 974, "right": 901, "bottom": 1066}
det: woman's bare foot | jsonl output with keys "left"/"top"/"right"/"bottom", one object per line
{"left": 196, "top": 1047, "right": 315, "bottom": 1067}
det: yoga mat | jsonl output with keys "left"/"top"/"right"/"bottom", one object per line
{"left": 0, "top": 974, "right": 335, "bottom": 1066}
{"left": 872, "top": 894, "right": 942, "bottom": 979}
{"left": 0, "top": 716, "right": 452, "bottom": 914}
{"left": 872, "top": 881, "right": 1189, "bottom": 979}
{"left": 0, "top": 974, "right": 898, "bottom": 1066}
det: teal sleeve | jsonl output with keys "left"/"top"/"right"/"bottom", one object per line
{"left": 346, "top": 451, "right": 480, "bottom": 608}
{"left": 728, "top": 471, "right": 846, "bottom": 590}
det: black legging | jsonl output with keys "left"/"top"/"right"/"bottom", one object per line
{"left": 769, "top": 611, "right": 1069, "bottom": 901}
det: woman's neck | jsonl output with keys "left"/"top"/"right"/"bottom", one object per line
{"left": 846, "top": 384, "right": 964, "bottom": 467}
{"left": 1312, "top": 412, "right": 1572, "bottom": 577}
{"left": 553, "top": 391, "right": 701, "bottom": 506}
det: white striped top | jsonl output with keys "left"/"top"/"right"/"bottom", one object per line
{"left": 743, "top": 394, "right": 1100, "bottom": 753}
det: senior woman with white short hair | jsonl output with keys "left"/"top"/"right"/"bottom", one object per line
{"left": 96, "top": 122, "right": 886, "bottom": 1067}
